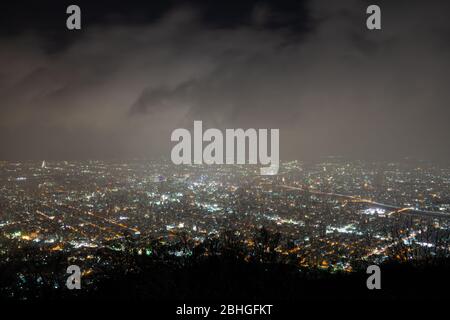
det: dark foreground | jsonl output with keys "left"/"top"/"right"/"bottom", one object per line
{"left": 1, "top": 244, "right": 449, "bottom": 302}
{"left": 83, "top": 258, "right": 450, "bottom": 301}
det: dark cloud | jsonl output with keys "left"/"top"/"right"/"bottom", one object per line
{"left": 0, "top": 0, "right": 449, "bottom": 162}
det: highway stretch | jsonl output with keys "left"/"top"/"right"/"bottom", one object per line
{"left": 279, "top": 185, "right": 450, "bottom": 219}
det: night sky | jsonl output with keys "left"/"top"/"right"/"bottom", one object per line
{"left": 1, "top": 0, "right": 449, "bottom": 162}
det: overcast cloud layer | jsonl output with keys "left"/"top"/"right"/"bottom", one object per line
{"left": 1, "top": 0, "right": 449, "bottom": 162}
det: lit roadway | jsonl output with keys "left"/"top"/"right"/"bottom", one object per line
{"left": 279, "top": 185, "right": 450, "bottom": 219}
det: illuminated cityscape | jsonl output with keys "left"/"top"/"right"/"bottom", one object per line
{"left": 1, "top": 159, "right": 449, "bottom": 298}
{"left": 1, "top": 0, "right": 450, "bottom": 304}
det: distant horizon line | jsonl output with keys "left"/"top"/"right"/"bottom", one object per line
{"left": 0, "top": 157, "right": 447, "bottom": 164}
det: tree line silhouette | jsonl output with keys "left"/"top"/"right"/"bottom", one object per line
{"left": 1, "top": 227, "right": 449, "bottom": 301}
